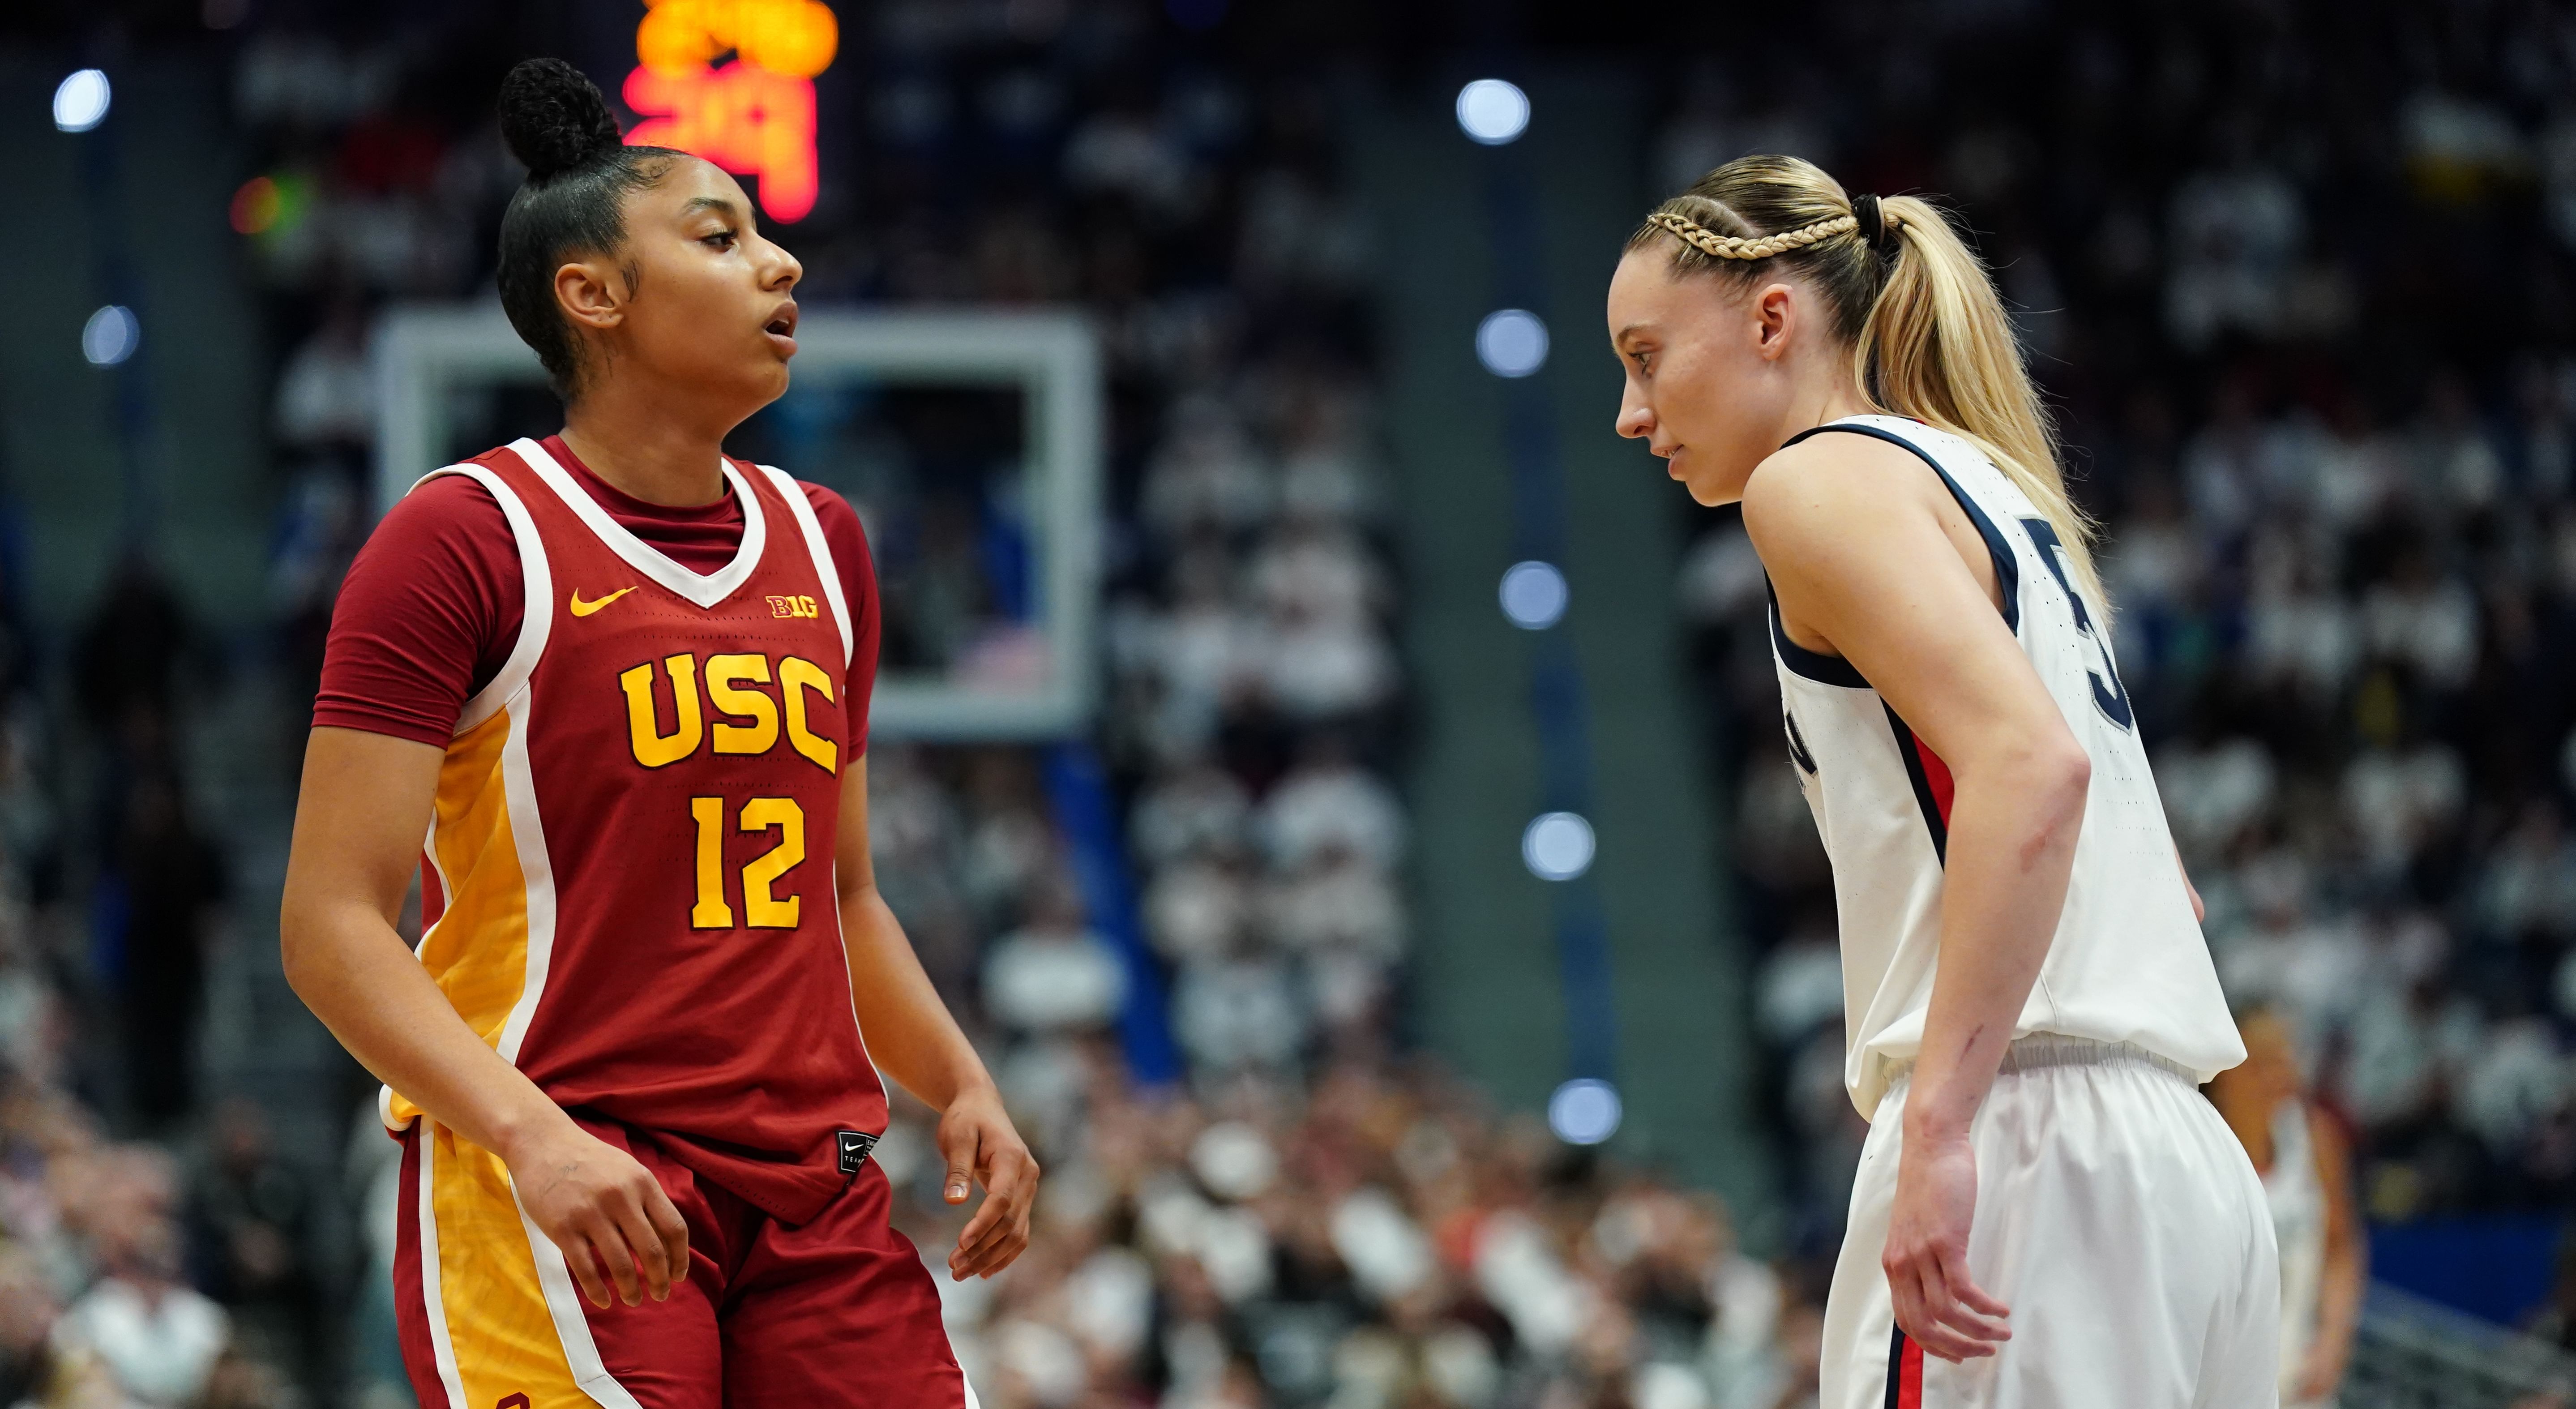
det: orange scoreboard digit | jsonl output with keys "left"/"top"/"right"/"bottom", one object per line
{"left": 624, "top": 0, "right": 837, "bottom": 222}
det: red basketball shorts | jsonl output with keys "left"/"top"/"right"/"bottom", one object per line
{"left": 392, "top": 1114, "right": 971, "bottom": 1409}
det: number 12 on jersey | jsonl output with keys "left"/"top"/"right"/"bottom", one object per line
{"left": 690, "top": 796, "right": 807, "bottom": 929}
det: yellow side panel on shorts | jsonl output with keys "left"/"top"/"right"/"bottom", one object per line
{"left": 388, "top": 709, "right": 530, "bottom": 1128}
{"left": 430, "top": 1122, "right": 586, "bottom": 1408}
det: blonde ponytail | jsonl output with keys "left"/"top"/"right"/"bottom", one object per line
{"left": 1860, "top": 197, "right": 2103, "bottom": 607}
{"left": 1630, "top": 158, "right": 2106, "bottom": 610}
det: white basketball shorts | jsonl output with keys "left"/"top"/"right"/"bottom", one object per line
{"left": 1820, "top": 1036, "right": 2281, "bottom": 1409}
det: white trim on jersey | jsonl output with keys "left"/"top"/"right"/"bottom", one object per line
{"left": 490, "top": 686, "right": 559, "bottom": 1067}
{"left": 507, "top": 437, "right": 769, "bottom": 610}
{"left": 756, "top": 463, "right": 855, "bottom": 666}
{"left": 380, "top": 816, "right": 462, "bottom": 1135}
{"left": 821, "top": 855, "right": 891, "bottom": 1116}
{"left": 416, "top": 817, "right": 457, "bottom": 939}
{"left": 402, "top": 459, "right": 563, "bottom": 1071}
{"left": 382, "top": 465, "right": 561, "bottom": 1134}
{"left": 510, "top": 1178, "right": 646, "bottom": 1409}
{"left": 408, "top": 465, "right": 556, "bottom": 736}
{"left": 415, "top": 1127, "right": 471, "bottom": 1409}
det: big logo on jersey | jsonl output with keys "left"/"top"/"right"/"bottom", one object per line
{"left": 618, "top": 651, "right": 839, "bottom": 773}
{"left": 616, "top": 651, "right": 839, "bottom": 931}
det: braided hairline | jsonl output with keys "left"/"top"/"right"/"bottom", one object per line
{"left": 1647, "top": 209, "right": 1870, "bottom": 261}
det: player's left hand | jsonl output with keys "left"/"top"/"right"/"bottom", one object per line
{"left": 937, "top": 1084, "right": 1039, "bottom": 1280}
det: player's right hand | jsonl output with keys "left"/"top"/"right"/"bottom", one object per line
{"left": 505, "top": 1118, "right": 691, "bottom": 1310}
{"left": 1882, "top": 1129, "right": 2011, "bottom": 1362}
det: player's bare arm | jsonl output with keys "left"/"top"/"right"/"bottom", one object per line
{"left": 280, "top": 725, "right": 690, "bottom": 1312}
{"left": 836, "top": 755, "right": 1039, "bottom": 1280}
{"left": 1746, "top": 435, "right": 2092, "bottom": 1364}
{"left": 2302, "top": 1109, "right": 2366, "bottom": 1398}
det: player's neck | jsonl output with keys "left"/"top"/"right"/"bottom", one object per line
{"left": 557, "top": 392, "right": 735, "bottom": 509}
{"left": 1782, "top": 375, "right": 1874, "bottom": 444}
{"left": 1754, "top": 355, "right": 1876, "bottom": 453}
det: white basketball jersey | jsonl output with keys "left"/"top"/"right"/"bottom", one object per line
{"left": 1771, "top": 416, "right": 2244, "bottom": 1119}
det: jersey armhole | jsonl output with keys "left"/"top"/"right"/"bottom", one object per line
{"left": 1780, "top": 421, "right": 2022, "bottom": 634}
{"left": 1767, "top": 579, "right": 1871, "bottom": 688}
{"left": 411, "top": 465, "right": 555, "bottom": 733}
{"left": 757, "top": 465, "right": 856, "bottom": 667}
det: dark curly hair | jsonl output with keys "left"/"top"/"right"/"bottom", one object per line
{"left": 494, "top": 58, "right": 685, "bottom": 398}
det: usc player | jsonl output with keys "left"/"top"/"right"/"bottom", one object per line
{"left": 280, "top": 60, "right": 1036, "bottom": 1409}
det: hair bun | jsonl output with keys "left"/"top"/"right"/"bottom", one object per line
{"left": 499, "top": 58, "right": 625, "bottom": 180}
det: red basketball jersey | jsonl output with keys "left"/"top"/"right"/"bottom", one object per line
{"left": 384, "top": 437, "right": 884, "bottom": 1225}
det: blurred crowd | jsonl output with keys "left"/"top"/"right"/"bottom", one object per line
{"left": 14, "top": 0, "right": 2574, "bottom": 1406}
{"left": 1677, "top": 0, "right": 2576, "bottom": 1258}
{"left": 0, "top": 567, "right": 311, "bottom": 1405}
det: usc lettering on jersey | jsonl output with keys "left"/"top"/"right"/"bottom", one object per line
{"left": 383, "top": 437, "right": 882, "bottom": 1225}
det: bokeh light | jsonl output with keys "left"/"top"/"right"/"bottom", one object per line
{"left": 229, "top": 177, "right": 282, "bottom": 235}
{"left": 1499, "top": 561, "right": 1569, "bottom": 630}
{"left": 81, "top": 306, "right": 140, "bottom": 368}
{"left": 1522, "top": 811, "right": 1596, "bottom": 882}
{"left": 1455, "top": 78, "right": 1529, "bottom": 145}
{"left": 637, "top": 0, "right": 839, "bottom": 78}
{"left": 53, "top": 70, "right": 111, "bottom": 133}
{"left": 1476, "top": 308, "right": 1549, "bottom": 378}
{"left": 1548, "top": 1079, "right": 1622, "bottom": 1145}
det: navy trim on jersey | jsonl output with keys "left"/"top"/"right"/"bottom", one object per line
{"left": 1767, "top": 582, "right": 1870, "bottom": 688}
{"left": 1885, "top": 1326, "right": 1913, "bottom": 1409}
{"left": 1884, "top": 703, "right": 1949, "bottom": 863}
{"left": 1781, "top": 421, "right": 2022, "bottom": 634}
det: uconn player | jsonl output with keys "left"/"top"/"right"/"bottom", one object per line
{"left": 1607, "top": 155, "right": 2278, "bottom": 1408}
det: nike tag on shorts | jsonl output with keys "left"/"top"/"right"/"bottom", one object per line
{"left": 836, "top": 1130, "right": 878, "bottom": 1175}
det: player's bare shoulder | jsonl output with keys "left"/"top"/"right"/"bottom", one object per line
{"left": 1740, "top": 424, "right": 1947, "bottom": 564}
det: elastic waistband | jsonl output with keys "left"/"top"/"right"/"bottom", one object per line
{"left": 1886, "top": 1034, "right": 2199, "bottom": 1091}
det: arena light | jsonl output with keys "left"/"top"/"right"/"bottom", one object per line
{"left": 1499, "top": 560, "right": 1568, "bottom": 630}
{"left": 626, "top": 64, "right": 819, "bottom": 221}
{"left": 230, "top": 176, "right": 282, "bottom": 234}
{"left": 625, "top": 0, "right": 838, "bottom": 223}
{"left": 1522, "top": 811, "right": 1595, "bottom": 882}
{"left": 1476, "top": 308, "right": 1549, "bottom": 378}
{"left": 1455, "top": 78, "right": 1529, "bottom": 145}
{"left": 53, "top": 70, "right": 110, "bottom": 133}
{"left": 637, "top": 0, "right": 837, "bottom": 77}
{"left": 1548, "top": 1078, "right": 1622, "bottom": 1145}
{"left": 82, "top": 306, "right": 139, "bottom": 367}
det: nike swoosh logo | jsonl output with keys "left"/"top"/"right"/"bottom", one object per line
{"left": 568, "top": 587, "right": 638, "bottom": 617}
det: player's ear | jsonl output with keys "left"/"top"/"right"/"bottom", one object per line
{"left": 555, "top": 258, "right": 628, "bottom": 332}
{"left": 1754, "top": 283, "right": 1796, "bottom": 362}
